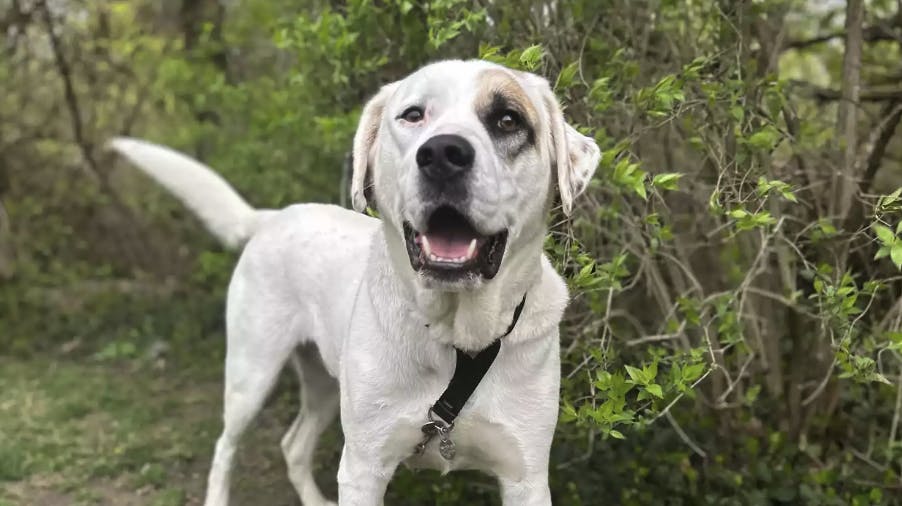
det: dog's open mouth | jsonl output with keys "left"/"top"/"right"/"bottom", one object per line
{"left": 403, "top": 206, "right": 508, "bottom": 280}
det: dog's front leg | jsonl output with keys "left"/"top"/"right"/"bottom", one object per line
{"left": 336, "top": 444, "right": 394, "bottom": 506}
{"left": 499, "top": 473, "right": 552, "bottom": 506}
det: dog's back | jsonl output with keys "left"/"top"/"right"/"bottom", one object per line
{"left": 231, "top": 203, "right": 378, "bottom": 373}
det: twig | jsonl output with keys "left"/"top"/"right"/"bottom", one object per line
{"left": 716, "top": 353, "right": 756, "bottom": 405}
{"left": 859, "top": 101, "right": 902, "bottom": 195}
{"left": 624, "top": 322, "right": 686, "bottom": 347}
{"left": 784, "top": 23, "right": 902, "bottom": 50}
{"left": 652, "top": 369, "right": 713, "bottom": 423}
{"left": 850, "top": 447, "right": 888, "bottom": 472}
{"left": 789, "top": 81, "right": 902, "bottom": 103}
{"left": 801, "top": 358, "right": 837, "bottom": 406}
{"left": 887, "top": 369, "right": 902, "bottom": 466}
{"left": 666, "top": 410, "right": 707, "bottom": 459}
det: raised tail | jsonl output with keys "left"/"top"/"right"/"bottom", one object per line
{"left": 108, "top": 137, "right": 272, "bottom": 249}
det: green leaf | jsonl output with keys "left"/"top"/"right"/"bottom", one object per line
{"left": 873, "top": 224, "right": 896, "bottom": 245}
{"left": 479, "top": 44, "right": 502, "bottom": 60}
{"left": 633, "top": 177, "right": 648, "bottom": 200}
{"left": 609, "top": 429, "right": 625, "bottom": 439}
{"left": 555, "top": 61, "right": 579, "bottom": 90}
{"left": 682, "top": 363, "right": 706, "bottom": 382}
{"left": 560, "top": 402, "right": 578, "bottom": 422}
{"left": 652, "top": 173, "right": 683, "bottom": 191}
{"left": 747, "top": 126, "right": 780, "bottom": 151}
{"left": 744, "top": 384, "right": 761, "bottom": 404}
{"left": 891, "top": 243, "right": 902, "bottom": 270}
{"left": 645, "top": 384, "right": 664, "bottom": 399}
{"left": 708, "top": 190, "right": 721, "bottom": 213}
{"left": 519, "top": 44, "right": 545, "bottom": 71}
{"left": 624, "top": 365, "right": 648, "bottom": 385}
{"left": 878, "top": 188, "right": 902, "bottom": 211}
{"left": 870, "top": 372, "right": 893, "bottom": 385}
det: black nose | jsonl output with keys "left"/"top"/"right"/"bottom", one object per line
{"left": 416, "top": 134, "right": 475, "bottom": 181}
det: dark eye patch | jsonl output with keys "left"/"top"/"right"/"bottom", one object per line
{"left": 478, "top": 91, "right": 536, "bottom": 158}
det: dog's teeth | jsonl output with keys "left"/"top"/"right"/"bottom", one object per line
{"left": 429, "top": 253, "right": 438, "bottom": 262}
{"left": 466, "top": 239, "right": 477, "bottom": 259}
{"left": 421, "top": 236, "right": 432, "bottom": 257}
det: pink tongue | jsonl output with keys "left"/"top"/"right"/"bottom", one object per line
{"left": 425, "top": 233, "right": 472, "bottom": 258}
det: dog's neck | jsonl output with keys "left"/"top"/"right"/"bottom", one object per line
{"left": 371, "top": 223, "right": 545, "bottom": 352}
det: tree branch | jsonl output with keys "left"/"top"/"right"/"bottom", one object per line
{"left": 860, "top": 100, "right": 902, "bottom": 195}
{"left": 842, "top": 100, "right": 902, "bottom": 234}
{"left": 793, "top": 83, "right": 902, "bottom": 103}
{"left": 785, "top": 23, "right": 902, "bottom": 50}
{"left": 37, "top": 0, "right": 100, "bottom": 180}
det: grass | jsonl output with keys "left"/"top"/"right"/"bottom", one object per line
{"left": 0, "top": 351, "right": 312, "bottom": 506}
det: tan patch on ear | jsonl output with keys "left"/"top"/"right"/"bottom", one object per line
{"left": 474, "top": 69, "right": 538, "bottom": 126}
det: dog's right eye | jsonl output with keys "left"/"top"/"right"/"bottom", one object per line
{"left": 399, "top": 106, "right": 425, "bottom": 123}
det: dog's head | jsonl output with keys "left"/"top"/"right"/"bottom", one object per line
{"left": 352, "top": 60, "right": 599, "bottom": 290}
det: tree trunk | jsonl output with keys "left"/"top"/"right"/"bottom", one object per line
{"left": 831, "top": 0, "right": 864, "bottom": 222}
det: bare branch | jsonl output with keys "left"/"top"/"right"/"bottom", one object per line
{"left": 842, "top": 100, "right": 902, "bottom": 234}
{"left": 785, "top": 23, "right": 902, "bottom": 50}
{"left": 791, "top": 82, "right": 902, "bottom": 102}
{"left": 37, "top": 0, "right": 100, "bottom": 179}
{"left": 666, "top": 411, "right": 707, "bottom": 459}
{"left": 860, "top": 100, "right": 902, "bottom": 195}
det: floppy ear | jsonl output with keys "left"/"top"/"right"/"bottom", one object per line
{"left": 351, "top": 82, "right": 399, "bottom": 213}
{"left": 541, "top": 91, "right": 601, "bottom": 216}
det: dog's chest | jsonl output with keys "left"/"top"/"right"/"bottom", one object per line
{"left": 345, "top": 289, "right": 556, "bottom": 480}
{"left": 358, "top": 344, "right": 527, "bottom": 478}
{"left": 397, "top": 413, "right": 525, "bottom": 478}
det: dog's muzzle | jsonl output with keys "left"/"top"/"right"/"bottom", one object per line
{"left": 403, "top": 206, "right": 508, "bottom": 281}
{"left": 404, "top": 135, "right": 508, "bottom": 282}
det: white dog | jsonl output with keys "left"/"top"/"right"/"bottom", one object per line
{"left": 110, "top": 59, "right": 599, "bottom": 506}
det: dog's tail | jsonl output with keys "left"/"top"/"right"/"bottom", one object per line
{"left": 108, "top": 137, "right": 273, "bottom": 249}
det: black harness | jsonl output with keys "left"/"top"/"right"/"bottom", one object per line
{"left": 414, "top": 294, "right": 527, "bottom": 460}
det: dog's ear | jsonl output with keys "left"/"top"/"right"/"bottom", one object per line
{"left": 529, "top": 80, "right": 600, "bottom": 216}
{"left": 351, "top": 82, "right": 399, "bottom": 213}
{"left": 544, "top": 94, "right": 600, "bottom": 215}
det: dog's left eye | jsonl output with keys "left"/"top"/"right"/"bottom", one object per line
{"left": 400, "top": 106, "right": 425, "bottom": 123}
{"left": 496, "top": 111, "right": 522, "bottom": 132}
